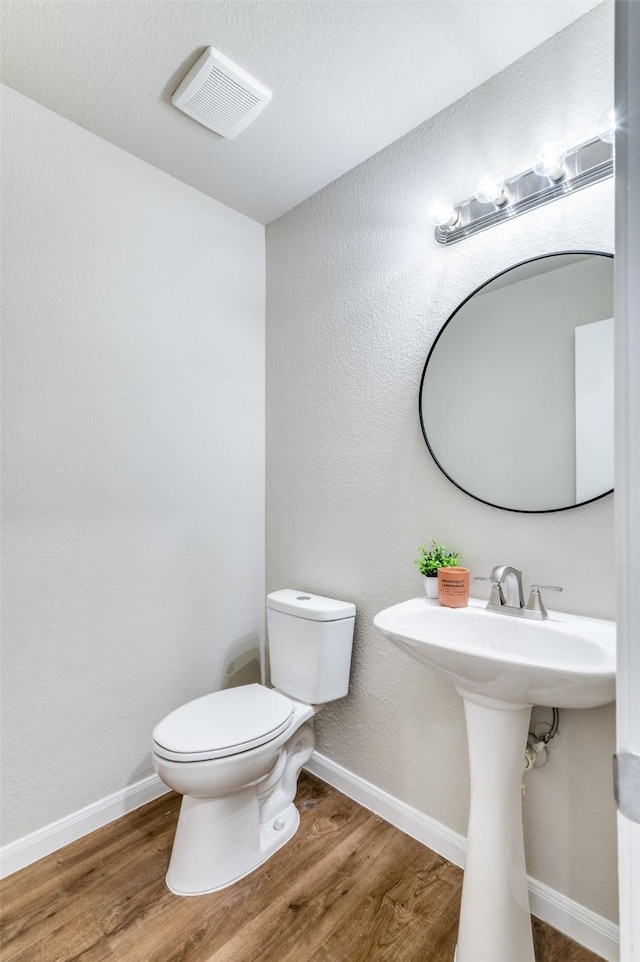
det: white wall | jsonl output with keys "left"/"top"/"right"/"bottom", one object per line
{"left": 1, "top": 86, "right": 265, "bottom": 843}
{"left": 267, "top": 3, "right": 617, "bottom": 923}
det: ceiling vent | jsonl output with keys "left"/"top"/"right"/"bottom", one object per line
{"left": 172, "top": 46, "right": 272, "bottom": 140}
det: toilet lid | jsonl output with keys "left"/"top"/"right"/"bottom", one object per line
{"left": 152, "top": 684, "right": 294, "bottom": 762}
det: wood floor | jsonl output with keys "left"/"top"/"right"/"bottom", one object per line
{"left": 1, "top": 773, "right": 604, "bottom": 962}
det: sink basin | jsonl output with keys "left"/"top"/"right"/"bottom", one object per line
{"left": 373, "top": 597, "right": 615, "bottom": 709}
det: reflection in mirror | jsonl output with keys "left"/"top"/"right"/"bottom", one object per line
{"left": 420, "top": 252, "right": 614, "bottom": 513}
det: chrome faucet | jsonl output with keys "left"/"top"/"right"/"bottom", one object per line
{"left": 475, "top": 566, "right": 562, "bottom": 620}
{"left": 490, "top": 565, "right": 524, "bottom": 609}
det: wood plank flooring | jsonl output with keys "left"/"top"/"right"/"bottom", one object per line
{"left": 0, "top": 773, "right": 605, "bottom": 962}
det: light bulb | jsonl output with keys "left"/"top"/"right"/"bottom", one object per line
{"left": 474, "top": 172, "right": 507, "bottom": 206}
{"left": 533, "top": 140, "right": 567, "bottom": 180}
{"left": 598, "top": 108, "right": 616, "bottom": 144}
{"left": 427, "top": 198, "right": 458, "bottom": 228}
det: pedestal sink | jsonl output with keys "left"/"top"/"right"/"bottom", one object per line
{"left": 373, "top": 597, "right": 615, "bottom": 962}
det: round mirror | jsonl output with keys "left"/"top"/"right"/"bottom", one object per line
{"left": 419, "top": 251, "right": 614, "bottom": 513}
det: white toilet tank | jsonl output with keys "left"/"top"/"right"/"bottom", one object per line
{"left": 266, "top": 590, "right": 356, "bottom": 704}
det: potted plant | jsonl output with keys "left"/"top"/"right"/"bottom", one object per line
{"left": 414, "top": 539, "right": 461, "bottom": 598}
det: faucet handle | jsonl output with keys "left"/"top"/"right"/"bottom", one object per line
{"left": 526, "top": 584, "right": 563, "bottom": 620}
{"left": 474, "top": 576, "right": 505, "bottom": 607}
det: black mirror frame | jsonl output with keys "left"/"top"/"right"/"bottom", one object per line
{"left": 418, "top": 250, "right": 614, "bottom": 514}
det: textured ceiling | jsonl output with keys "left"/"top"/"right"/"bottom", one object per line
{"left": 1, "top": 0, "right": 601, "bottom": 224}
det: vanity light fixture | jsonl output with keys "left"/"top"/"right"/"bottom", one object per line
{"left": 431, "top": 123, "right": 614, "bottom": 246}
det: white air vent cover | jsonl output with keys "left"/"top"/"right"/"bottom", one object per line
{"left": 172, "top": 46, "right": 272, "bottom": 140}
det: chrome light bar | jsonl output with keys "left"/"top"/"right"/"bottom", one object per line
{"left": 434, "top": 137, "right": 613, "bottom": 246}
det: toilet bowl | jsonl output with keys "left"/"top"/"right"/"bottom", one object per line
{"left": 152, "top": 589, "right": 355, "bottom": 895}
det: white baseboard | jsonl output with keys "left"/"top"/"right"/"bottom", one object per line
{"left": 305, "top": 751, "right": 620, "bottom": 962}
{"left": 0, "top": 774, "right": 170, "bottom": 879}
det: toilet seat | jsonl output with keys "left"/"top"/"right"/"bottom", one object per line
{"left": 152, "top": 684, "right": 294, "bottom": 762}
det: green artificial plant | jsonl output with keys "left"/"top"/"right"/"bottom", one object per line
{"left": 414, "top": 538, "right": 461, "bottom": 578}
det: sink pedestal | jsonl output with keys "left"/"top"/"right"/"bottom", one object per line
{"left": 456, "top": 691, "right": 535, "bottom": 962}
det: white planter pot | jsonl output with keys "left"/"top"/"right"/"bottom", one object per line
{"left": 423, "top": 576, "right": 439, "bottom": 599}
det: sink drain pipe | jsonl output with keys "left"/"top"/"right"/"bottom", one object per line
{"left": 524, "top": 707, "right": 560, "bottom": 770}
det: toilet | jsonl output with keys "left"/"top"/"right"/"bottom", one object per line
{"left": 152, "top": 589, "right": 356, "bottom": 896}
